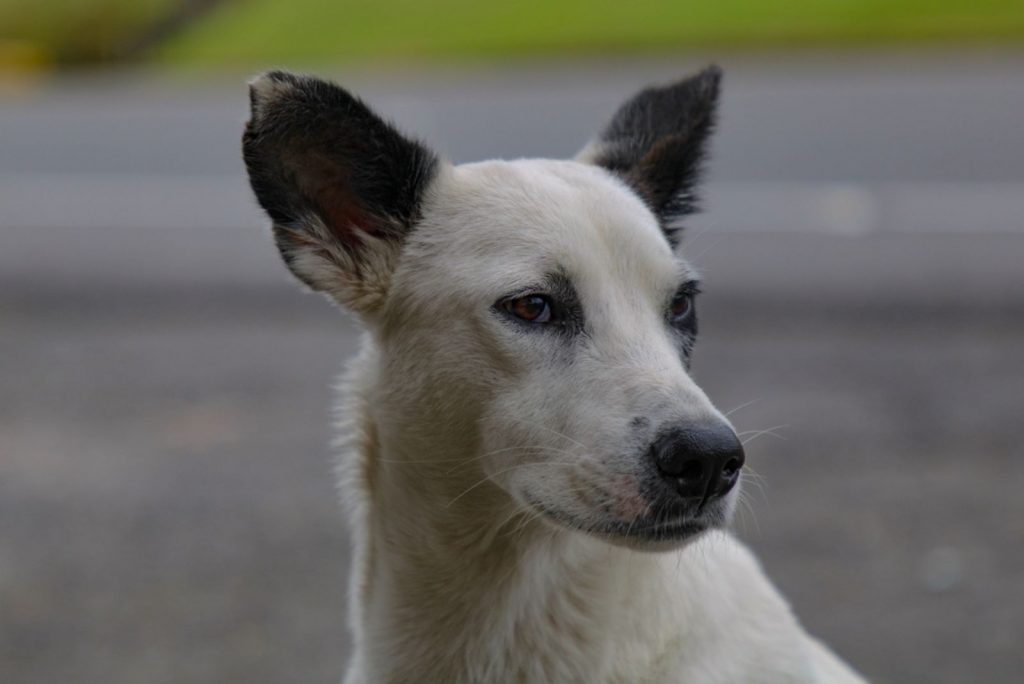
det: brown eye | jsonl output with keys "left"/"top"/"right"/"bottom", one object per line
{"left": 669, "top": 292, "right": 694, "bottom": 323}
{"left": 505, "top": 295, "right": 553, "bottom": 323}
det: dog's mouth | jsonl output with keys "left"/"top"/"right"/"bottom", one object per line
{"left": 599, "top": 516, "right": 711, "bottom": 543}
{"left": 523, "top": 493, "right": 723, "bottom": 546}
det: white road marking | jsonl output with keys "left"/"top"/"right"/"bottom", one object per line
{"left": 1, "top": 173, "right": 1023, "bottom": 234}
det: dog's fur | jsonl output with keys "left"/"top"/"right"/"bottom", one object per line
{"left": 243, "top": 67, "right": 866, "bottom": 683}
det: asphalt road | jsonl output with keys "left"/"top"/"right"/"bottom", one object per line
{"left": 2, "top": 51, "right": 1023, "bottom": 683}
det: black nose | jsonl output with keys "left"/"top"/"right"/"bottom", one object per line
{"left": 649, "top": 424, "right": 745, "bottom": 506}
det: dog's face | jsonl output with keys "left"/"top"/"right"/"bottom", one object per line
{"left": 244, "top": 68, "right": 743, "bottom": 550}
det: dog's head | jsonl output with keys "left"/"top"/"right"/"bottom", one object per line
{"left": 244, "top": 67, "right": 743, "bottom": 550}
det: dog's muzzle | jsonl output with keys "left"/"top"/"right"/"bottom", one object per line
{"left": 649, "top": 423, "right": 745, "bottom": 509}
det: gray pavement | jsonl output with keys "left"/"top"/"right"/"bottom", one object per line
{"left": 2, "top": 51, "right": 1023, "bottom": 683}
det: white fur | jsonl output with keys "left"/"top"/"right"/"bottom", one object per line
{"left": 304, "top": 159, "right": 870, "bottom": 683}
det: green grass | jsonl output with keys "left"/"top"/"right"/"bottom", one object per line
{"left": 4, "top": 0, "right": 1024, "bottom": 69}
{"left": 0, "top": 0, "right": 174, "bottom": 65}
{"left": 158, "top": 0, "right": 1024, "bottom": 67}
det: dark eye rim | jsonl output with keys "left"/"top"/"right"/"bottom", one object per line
{"left": 668, "top": 283, "right": 701, "bottom": 326}
{"left": 498, "top": 293, "right": 558, "bottom": 325}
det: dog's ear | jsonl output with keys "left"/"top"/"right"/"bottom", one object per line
{"left": 578, "top": 66, "right": 721, "bottom": 246}
{"left": 243, "top": 70, "right": 439, "bottom": 314}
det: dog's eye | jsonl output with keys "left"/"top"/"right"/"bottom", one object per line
{"left": 504, "top": 295, "right": 553, "bottom": 323}
{"left": 669, "top": 292, "right": 695, "bottom": 324}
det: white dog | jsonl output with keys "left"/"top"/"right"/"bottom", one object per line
{"left": 243, "top": 66, "right": 866, "bottom": 683}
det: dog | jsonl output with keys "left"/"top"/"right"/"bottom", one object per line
{"left": 242, "top": 65, "right": 865, "bottom": 683}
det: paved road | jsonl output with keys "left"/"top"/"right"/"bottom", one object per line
{"left": 2, "top": 52, "right": 1023, "bottom": 683}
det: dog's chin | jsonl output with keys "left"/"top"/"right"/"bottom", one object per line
{"left": 589, "top": 518, "right": 713, "bottom": 552}
{"left": 524, "top": 494, "right": 730, "bottom": 552}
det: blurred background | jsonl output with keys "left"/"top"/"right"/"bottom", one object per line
{"left": 2, "top": 2, "right": 1023, "bottom": 682}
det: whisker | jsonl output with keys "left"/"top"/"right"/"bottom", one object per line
{"left": 444, "top": 445, "right": 579, "bottom": 474}
{"left": 734, "top": 490, "right": 761, "bottom": 537}
{"left": 376, "top": 444, "right": 578, "bottom": 469}
{"left": 738, "top": 425, "right": 789, "bottom": 447}
{"left": 686, "top": 234, "right": 724, "bottom": 263}
{"left": 505, "top": 417, "right": 587, "bottom": 450}
{"left": 723, "top": 397, "right": 763, "bottom": 419}
{"left": 444, "top": 461, "right": 578, "bottom": 508}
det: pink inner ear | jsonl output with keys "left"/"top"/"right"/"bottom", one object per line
{"left": 316, "top": 180, "right": 385, "bottom": 250}
{"left": 294, "top": 153, "right": 386, "bottom": 250}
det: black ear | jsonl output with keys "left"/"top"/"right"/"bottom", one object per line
{"left": 243, "top": 70, "right": 438, "bottom": 313}
{"left": 579, "top": 66, "right": 721, "bottom": 245}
